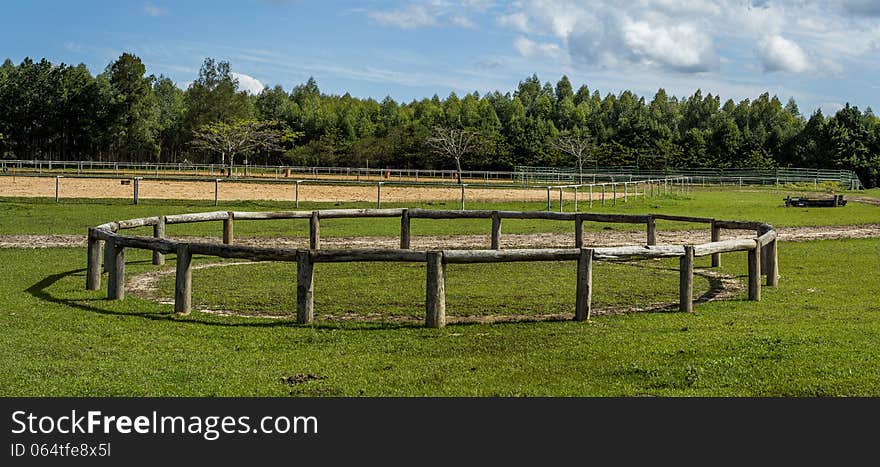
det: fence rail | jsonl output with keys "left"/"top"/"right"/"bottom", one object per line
{"left": 85, "top": 208, "right": 779, "bottom": 327}
{"left": 514, "top": 165, "right": 863, "bottom": 188}
{"left": 1, "top": 158, "right": 862, "bottom": 188}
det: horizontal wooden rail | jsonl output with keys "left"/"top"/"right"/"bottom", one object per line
{"left": 408, "top": 209, "right": 500, "bottom": 219}
{"left": 443, "top": 248, "right": 581, "bottom": 263}
{"left": 164, "top": 211, "right": 230, "bottom": 224}
{"left": 651, "top": 214, "right": 714, "bottom": 223}
{"left": 116, "top": 216, "right": 160, "bottom": 229}
{"left": 318, "top": 208, "right": 405, "bottom": 219}
{"left": 580, "top": 213, "right": 651, "bottom": 224}
{"left": 311, "top": 249, "right": 428, "bottom": 263}
{"left": 232, "top": 211, "right": 312, "bottom": 220}
{"left": 113, "top": 234, "right": 178, "bottom": 254}
{"left": 693, "top": 238, "right": 757, "bottom": 257}
{"left": 714, "top": 220, "right": 763, "bottom": 230}
{"left": 188, "top": 243, "right": 300, "bottom": 262}
{"left": 592, "top": 245, "right": 687, "bottom": 260}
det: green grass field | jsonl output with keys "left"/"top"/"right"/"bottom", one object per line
{"left": 152, "top": 258, "right": 707, "bottom": 318}
{"left": 1, "top": 187, "right": 879, "bottom": 396}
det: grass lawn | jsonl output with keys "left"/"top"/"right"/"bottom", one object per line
{"left": 0, "top": 238, "right": 878, "bottom": 396}
{"left": 151, "top": 257, "right": 707, "bottom": 318}
{"left": 0, "top": 186, "right": 878, "bottom": 396}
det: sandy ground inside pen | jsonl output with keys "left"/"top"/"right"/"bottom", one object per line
{"left": 0, "top": 176, "right": 639, "bottom": 203}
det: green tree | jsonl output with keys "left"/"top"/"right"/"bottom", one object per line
{"left": 190, "top": 119, "right": 287, "bottom": 174}
{"left": 105, "top": 53, "right": 159, "bottom": 161}
{"left": 153, "top": 75, "right": 186, "bottom": 162}
{"left": 184, "top": 58, "right": 254, "bottom": 142}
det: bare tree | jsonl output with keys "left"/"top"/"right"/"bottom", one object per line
{"left": 425, "top": 126, "right": 480, "bottom": 184}
{"left": 551, "top": 131, "right": 595, "bottom": 183}
{"left": 191, "top": 119, "right": 283, "bottom": 176}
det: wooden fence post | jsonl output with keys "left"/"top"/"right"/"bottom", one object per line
{"left": 214, "top": 178, "right": 220, "bottom": 206}
{"left": 223, "top": 212, "right": 234, "bottom": 245}
{"left": 296, "top": 250, "right": 315, "bottom": 324}
{"left": 612, "top": 183, "right": 617, "bottom": 206}
{"left": 766, "top": 238, "right": 779, "bottom": 287}
{"left": 623, "top": 182, "right": 628, "bottom": 203}
{"left": 461, "top": 184, "right": 466, "bottom": 210}
{"left": 152, "top": 216, "right": 166, "bottom": 265}
{"left": 309, "top": 211, "right": 320, "bottom": 249}
{"left": 558, "top": 187, "right": 564, "bottom": 212}
{"left": 295, "top": 180, "right": 300, "bottom": 208}
{"left": 601, "top": 184, "right": 606, "bottom": 206}
{"left": 575, "top": 248, "right": 593, "bottom": 321}
{"left": 646, "top": 216, "right": 656, "bottom": 246}
{"left": 400, "top": 209, "right": 411, "bottom": 249}
{"left": 107, "top": 239, "right": 125, "bottom": 300}
{"left": 103, "top": 238, "right": 113, "bottom": 272}
{"left": 748, "top": 242, "right": 761, "bottom": 301}
{"left": 680, "top": 246, "right": 694, "bottom": 312}
{"left": 575, "top": 215, "right": 584, "bottom": 248}
{"left": 491, "top": 211, "right": 501, "bottom": 250}
{"left": 710, "top": 220, "right": 721, "bottom": 267}
{"left": 425, "top": 251, "right": 446, "bottom": 328}
{"left": 573, "top": 186, "right": 578, "bottom": 211}
{"left": 376, "top": 182, "right": 382, "bottom": 209}
{"left": 546, "top": 187, "right": 551, "bottom": 211}
{"left": 589, "top": 185, "right": 593, "bottom": 208}
{"left": 86, "top": 229, "right": 101, "bottom": 290}
{"left": 757, "top": 226, "right": 770, "bottom": 274}
{"left": 174, "top": 245, "right": 192, "bottom": 314}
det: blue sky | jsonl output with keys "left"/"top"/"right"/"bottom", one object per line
{"left": 2, "top": 1, "right": 878, "bottom": 115}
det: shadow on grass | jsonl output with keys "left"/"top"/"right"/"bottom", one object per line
{"left": 26, "top": 260, "right": 745, "bottom": 331}
{"left": 25, "top": 264, "right": 418, "bottom": 331}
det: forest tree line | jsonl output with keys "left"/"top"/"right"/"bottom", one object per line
{"left": 0, "top": 53, "right": 878, "bottom": 187}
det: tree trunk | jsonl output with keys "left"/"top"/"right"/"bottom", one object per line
{"left": 578, "top": 158, "right": 583, "bottom": 184}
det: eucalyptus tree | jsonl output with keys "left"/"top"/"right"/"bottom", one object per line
{"left": 425, "top": 126, "right": 481, "bottom": 183}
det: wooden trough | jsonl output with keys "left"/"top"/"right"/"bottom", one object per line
{"left": 784, "top": 194, "right": 846, "bottom": 207}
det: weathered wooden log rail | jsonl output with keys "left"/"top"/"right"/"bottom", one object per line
{"left": 85, "top": 208, "right": 779, "bottom": 328}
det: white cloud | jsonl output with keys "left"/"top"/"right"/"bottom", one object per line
{"left": 231, "top": 72, "right": 266, "bottom": 95}
{"left": 367, "top": 5, "right": 439, "bottom": 29}
{"left": 501, "top": 1, "right": 718, "bottom": 72}
{"left": 514, "top": 36, "right": 562, "bottom": 59}
{"left": 819, "top": 102, "right": 844, "bottom": 115}
{"left": 495, "top": 0, "right": 879, "bottom": 75}
{"left": 143, "top": 2, "right": 164, "bottom": 17}
{"left": 498, "top": 12, "right": 530, "bottom": 33}
{"left": 361, "top": 2, "right": 488, "bottom": 30}
{"left": 757, "top": 35, "right": 810, "bottom": 73}
{"left": 451, "top": 15, "right": 477, "bottom": 29}
{"left": 619, "top": 17, "right": 718, "bottom": 72}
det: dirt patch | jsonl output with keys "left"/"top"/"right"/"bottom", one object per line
{"left": 5, "top": 223, "right": 879, "bottom": 250}
{"left": 849, "top": 196, "right": 880, "bottom": 207}
{"left": 281, "top": 374, "right": 326, "bottom": 386}
{"left": 0, "top": 235, "right": 88, "bottom": 248}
